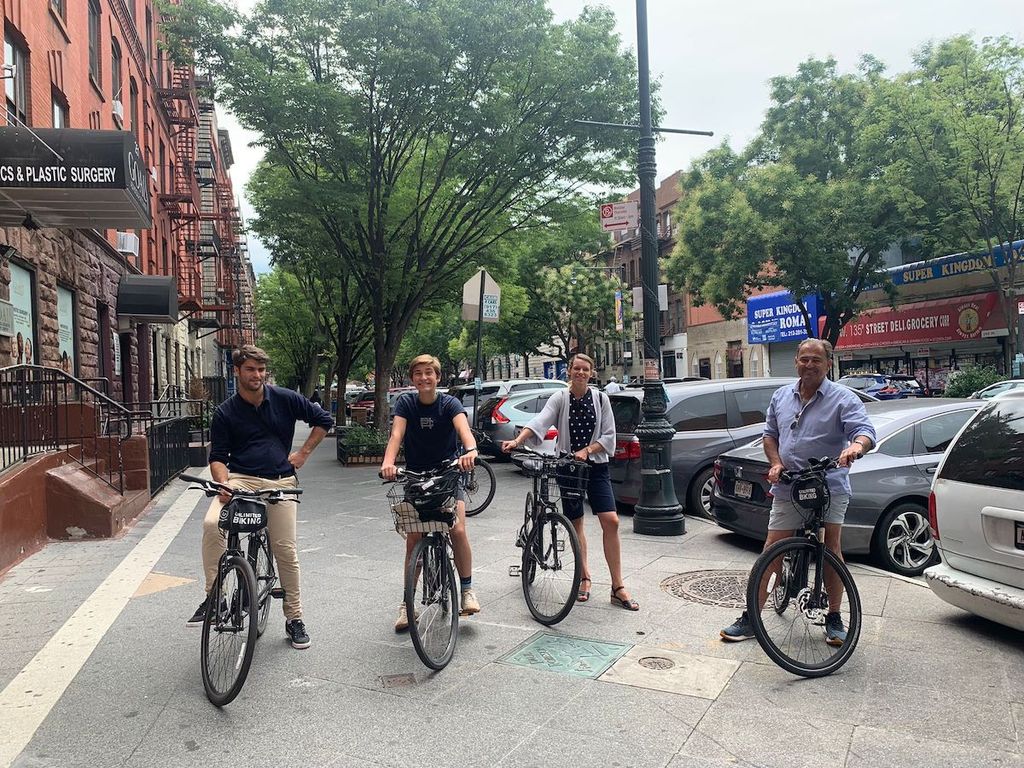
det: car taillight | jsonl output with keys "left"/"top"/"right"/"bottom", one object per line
{"left": 614, "top": 438, "right": 641, "bottom": 460}
{"left": 490, "top": 398, "right": 510, "bottom": 424}
{"left": 928, "top": 491, "right": 939, "bottom": 540}
{"left": 545, "top": 427, "right": 558, "bottom": 440}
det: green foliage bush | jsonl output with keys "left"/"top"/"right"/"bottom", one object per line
{"left": 339, "top": 425, "right": 388, "bottom": 448}
{"left": 943, "top": 365, "right": 1004, "bottom": 398}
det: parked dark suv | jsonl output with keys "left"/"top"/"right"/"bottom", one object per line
{"left": 609, "top": 377, "right": 878, "bottom": 517}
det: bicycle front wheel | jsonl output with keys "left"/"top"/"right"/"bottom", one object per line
{"left": 201, "top": 555, "right": 258, "bottom": 706}
{"left": 251, "top": 533, "right": 276, "bottom": 637}
{"left": 522, "top": 511, "right": 581, "bottom": 625}
{"left": 746, "top": 538, "right": 861, "bottom": 677}
{"left": 463, "top": 460, "right": 496, "bottom": 517}
{"left": 406, "top": 536, "right": 459, "bottom": 670}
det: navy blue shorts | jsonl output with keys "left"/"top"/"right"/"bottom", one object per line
{"left": 558, "top": 462, "right": 616, "bottom": 520}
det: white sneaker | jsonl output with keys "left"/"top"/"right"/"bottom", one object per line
{"left": 460, "top": 588, "right": 481, "bottom": 616}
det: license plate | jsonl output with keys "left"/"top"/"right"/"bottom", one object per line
{"left": 1016, "top": 521, "right": 1024, "bottom": 551}
{"left": 733, "top": 480, "right": 753, "bottom": 500}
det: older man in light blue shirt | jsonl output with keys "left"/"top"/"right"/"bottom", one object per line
{"left": 721, "top": 338, "right": 875, "bottom": 645}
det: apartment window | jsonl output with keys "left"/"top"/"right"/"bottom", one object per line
{"left": 129, "top": 77, "right": 139, "bottom": 136}
{"left": 52, "top": 91, "right": 68, "bottom": 127}
{"left": 111, "top": 38, "right": 122, "bottom": 101}
{"left": 51, "top": 0, "right": 66, "bottom": 19}
{"left": 4, "top": 33, "right": 28, "bottom": 126}
{"left": 145, "top": 9, "right": 153, "bottom": 66}
{"left": 88, "top": 0, "right": 101, "bottom": 83}
{"left": 156, "top": 48, "right": 164, "bottom": 88}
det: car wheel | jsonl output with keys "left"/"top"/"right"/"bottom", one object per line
{"left": 686, "top": 467, "right": 716, "bottom": 520}
{"left": 873, "top": 502, "right": 938, "bottom": 576}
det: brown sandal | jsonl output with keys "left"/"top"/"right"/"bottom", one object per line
{"left": 610, "top": 585, "right": 639, "bottom": 611}
{"left": 577, "top": 577, "right": 592, "bottom": 603}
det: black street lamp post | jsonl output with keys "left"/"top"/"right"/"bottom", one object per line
{"left": 630, "top": 0, "right": 683, "bottom": 535}
{"left": 575, "top": 1, "right": 711, "bottom": 535}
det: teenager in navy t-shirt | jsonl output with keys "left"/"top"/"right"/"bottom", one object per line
{"left": 381, "top": 354, "right": 481, "bottom": 631}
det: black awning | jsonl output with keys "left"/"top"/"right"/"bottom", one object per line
{"left": 0, "top": 127, "right": 151, "bottom": 229}
{"left": 116, "top": 275, "right": 178, "bottom": 324}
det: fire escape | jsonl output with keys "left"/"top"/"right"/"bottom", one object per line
{"left": 156, "top": 65, "right": 202, "bottom": 313}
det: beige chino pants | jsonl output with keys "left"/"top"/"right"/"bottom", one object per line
{"left": 201, "top": 473, "right": 302, "bottom": 620}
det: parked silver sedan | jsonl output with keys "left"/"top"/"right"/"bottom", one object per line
{"left": 709, "top": 399, "right": 985, "bottom": 576}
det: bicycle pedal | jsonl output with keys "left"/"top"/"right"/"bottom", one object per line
{"left": 508, "top": 565, "right": 521, "bottom": 577}
{"left": 270, "top": 587, "right": 286, "bottom": 599}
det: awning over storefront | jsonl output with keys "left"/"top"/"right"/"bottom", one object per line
{"left": 0, "top": 127, "right": 151, "bottom": 229}
{"left": 833, "top": 292, "right": 1006, "bottom": 351}
{"left": 116, "top": 275, "right": 177, "bottom": 324}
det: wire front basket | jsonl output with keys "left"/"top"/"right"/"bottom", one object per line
{"left": 518, "top": 454, "right": 590, "bottom": 503}
{"left": 387, "top": 483, "right": 455, "bottom": 536}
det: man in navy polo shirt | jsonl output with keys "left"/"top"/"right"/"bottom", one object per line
{"left": 186, "top": 345, "right": 334, "bottom": 650}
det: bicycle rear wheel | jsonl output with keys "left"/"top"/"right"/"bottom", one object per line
{"left": 251, "top": 533, "right": 276, "bottom": 637}
{"left": 463, "top": 460, "right": 496, "bottom": 517}
{"left": 747, "top": 538, "right": 861, "bottom": 677}
{"left": 406, "top": 536, "right": 459, "bottom": 670}
{"left": 522, "top": 510, "right": 581, "bottom": 625}
{"left": 201, "top": 555, "right": 258, "bottom": 706}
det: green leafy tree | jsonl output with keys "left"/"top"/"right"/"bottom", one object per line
{"left": 254, "top": 269, "right": 326, "bottom": 390}
{"left": 161, "top": 0, "right": 643, "bottom": 419}
{"left": 943, "top": 365, "right": 1004, "bottom": 398}
{"left": 668, "top": 59, "right": 904, "bottom": 345}
{"left": 248, "top": 162, "right": 373, "bottom": 411}
{"left": 871, "top": 36, "right": 1024, "bottom": 361}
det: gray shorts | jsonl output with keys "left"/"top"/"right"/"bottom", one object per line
{"left": 767, "top": 494, "right": 850, "bottom": 531}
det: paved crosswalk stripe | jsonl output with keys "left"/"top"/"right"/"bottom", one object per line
{"left": 0, "top": 477, "right": 207, "bottom": 768}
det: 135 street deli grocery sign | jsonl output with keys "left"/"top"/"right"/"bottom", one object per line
{"left": 834, "top": 292, "right": 1005, "bottom": 351}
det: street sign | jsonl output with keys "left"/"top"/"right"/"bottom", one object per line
{"left": 632, "top": 284, "right": 668, "bottom": 313}
{"left": 599, "top": 201, "right": 639, "bottom": 232}
{"left": 1018, "top": 300, "right": 1024, "bottom": 315}
{"left": 644, "top": 358, "right": 660, "bottom": 381}
{"left": 462, "top": 269, "right": 501, "bottom": 323}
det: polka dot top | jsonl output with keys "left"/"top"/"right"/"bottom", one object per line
{"left": 567, "top": 388, "right": 597, "bottom": 454}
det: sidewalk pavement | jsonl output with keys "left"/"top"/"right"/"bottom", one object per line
{"left": 1, "top": 428, "right": 1022, "bottom": 768}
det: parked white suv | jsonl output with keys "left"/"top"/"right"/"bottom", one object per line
{"left": 925, "top": 390, "right": 1024, "bottom": 630}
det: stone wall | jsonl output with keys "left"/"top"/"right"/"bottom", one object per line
{"left": 0, "top": 227, "right": 141, "bottom": 403}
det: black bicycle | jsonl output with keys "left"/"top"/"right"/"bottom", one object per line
{"left": 181, "top": 474, "right": 302, "bottom": 705}
{"left": 509, "top": 446, "right": 584, "bottom": 625}
{"left": 745, "top": 457, "right": 862, "bottom": 677}
{"left": 462, "top": 428, "right": 496, "bottom": 517}
{"left": 382, "top": 461, "right": 466, "bottom": 670}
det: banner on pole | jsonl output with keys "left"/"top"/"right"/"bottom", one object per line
{"left": 614, "top": 290, "right": 624, "bottom": 332}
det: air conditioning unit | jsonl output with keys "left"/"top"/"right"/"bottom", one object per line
{"left": 150, "top": 166, "right": 159, "bottom": 184}
{"left": 623, "top": 351, "right": 633, "bottom": 360}
{"left": 112, "top": 100, "right": 124, "bottom": 126}
{"left": 116, "top": 231, "right": 139, "bottom": 257}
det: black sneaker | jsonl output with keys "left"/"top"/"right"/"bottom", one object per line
{"left": 285, "top": 618, "right": 311, "bottom": 649}
{"left": 186, "top": 597, "right": 209, "bottom": 627}
{"left": 720, "top": 611, "right": 755, "bottom": 642}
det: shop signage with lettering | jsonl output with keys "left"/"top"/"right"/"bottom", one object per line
{"left": 834, "top": 292, "right": 1004, "bottom": 350}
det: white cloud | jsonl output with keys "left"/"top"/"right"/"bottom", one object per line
{"left": 222, "top": 0, "right": 1020, "bottom": 274}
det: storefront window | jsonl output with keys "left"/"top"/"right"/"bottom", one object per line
{"left": 9, "top": 262, "right": 36, "bottom": 365}
{"left": 57, "top": 285, "right": 76, "bottom": 374}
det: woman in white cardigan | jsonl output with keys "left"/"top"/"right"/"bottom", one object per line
{"left": 501, "top": 353, "right": 639, "bottom": 610}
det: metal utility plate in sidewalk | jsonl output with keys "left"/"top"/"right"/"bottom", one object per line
{"left": 600, "top": 646, "right": 740, "bottom": 699}
{"left": 497, "top": 631, "right": 632, "bottom": 679}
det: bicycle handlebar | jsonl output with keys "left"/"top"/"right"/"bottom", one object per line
{"left": 509, "top": 445, "right": 589, "bottom": 467}
{"left": 179, "top": 473, "right": 303, "bottom": 500}
{"left": 378, "top": 456, "right": 477, "bottom": 483}
{"left": 778, "top": 456, "right": 838, "bottom": 484}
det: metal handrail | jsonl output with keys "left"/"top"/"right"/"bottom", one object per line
{"left": 0, "top": 365, "right": 151, "bottom": 492}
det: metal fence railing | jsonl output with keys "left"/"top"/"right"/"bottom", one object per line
{"left": 0, "top": 365, "right": 148, "bottom": 493}
{"left": 145, "top": 416, "right": 191, "bottom": 494}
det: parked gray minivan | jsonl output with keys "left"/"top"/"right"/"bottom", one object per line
{"left": 609, "top": 377, "right": 876, "bottom": 517}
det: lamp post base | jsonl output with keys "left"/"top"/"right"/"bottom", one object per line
{"left": 631, "top": 379, "right": 685, "bottom": 536}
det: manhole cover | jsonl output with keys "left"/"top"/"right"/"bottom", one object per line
{"left": 660, "top": 570, "right": 747, "bottom": 608}
{"left": 638, "top": 656, "right": 675, "bottom": 670}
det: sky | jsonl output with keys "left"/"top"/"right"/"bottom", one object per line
{"left": 223, "top": 0, "right": 1021, "bottom": 275}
